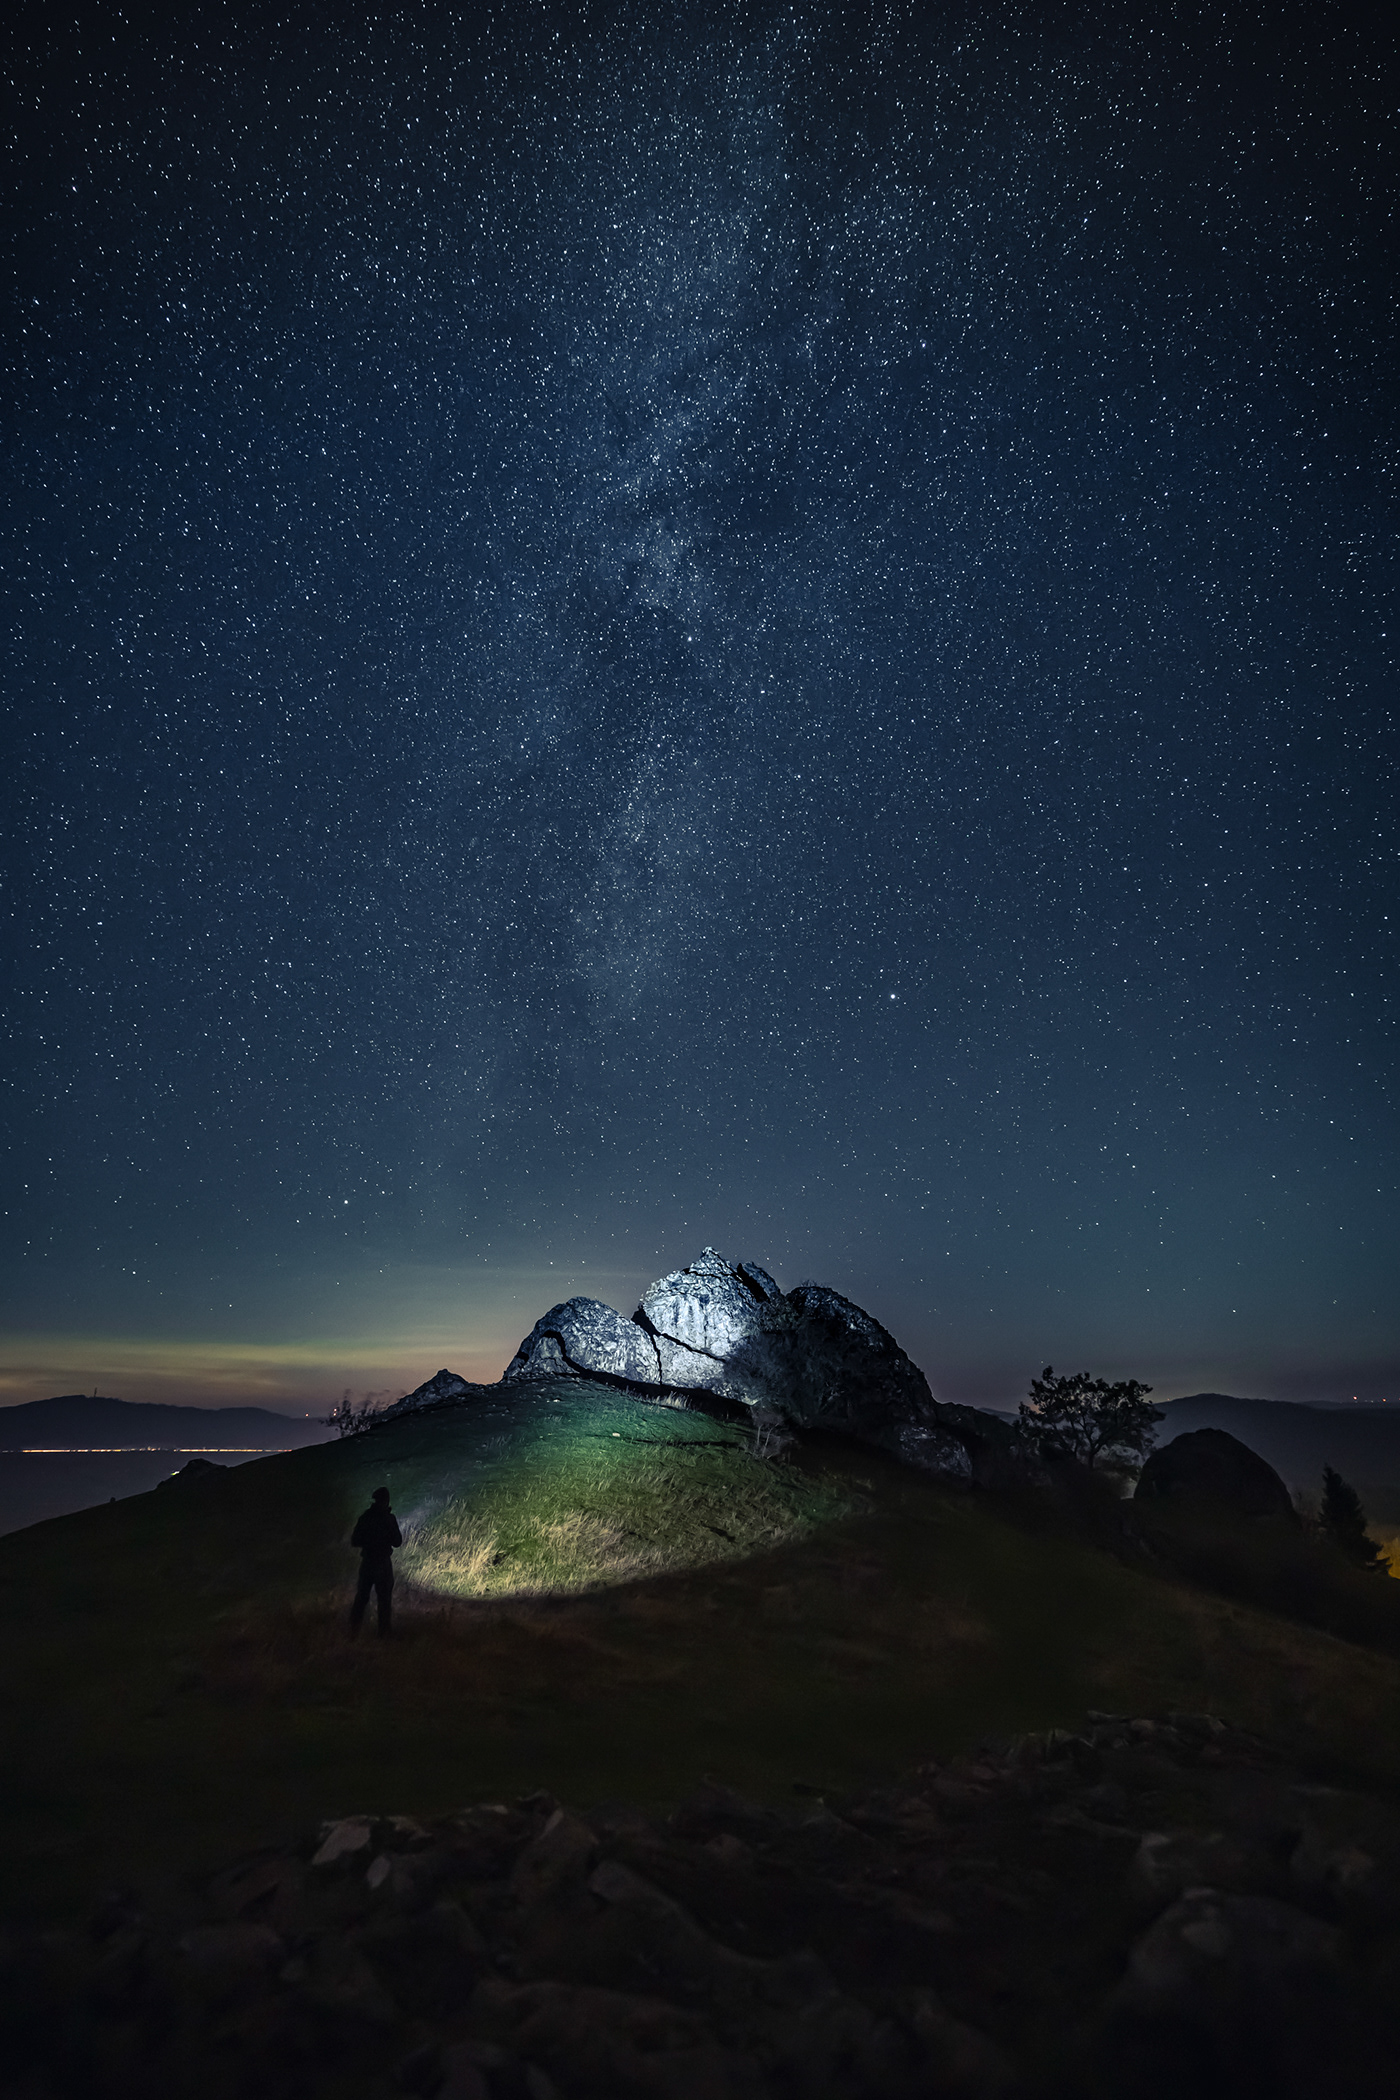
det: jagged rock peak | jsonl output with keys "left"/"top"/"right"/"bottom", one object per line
{"left": 678, "top": 1245, "right": 783, "bottom": 1302}
{"left": 504, "top": 1299, "right": 662, "bottom": 1388}
{"left": 636, "top": 1249, "right": 785, "bottom": 1386}
{"left": 383, "top": 1367, "right": 482, "bottom": 1419}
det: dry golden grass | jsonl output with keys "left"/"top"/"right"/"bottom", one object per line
{"left": 398, "top": 1495, "right": 807, "bottom": 1599}
{"left": 400, "top": 1516, "right": 500, "bottom": 1593}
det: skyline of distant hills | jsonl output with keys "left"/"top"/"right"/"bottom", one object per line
{"left": 1156, "top": 1393, "right": 1400, "bottom": 1507}
{"left": 0, "top": 1394, "right": 331, "bottom": 1451}
{"left": 5, "top": 1388, "right": 1399, "bottom": 1489}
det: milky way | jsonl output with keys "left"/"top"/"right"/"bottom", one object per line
{"left": 3, "top": 4, "right": 1395, "bottom": 1406}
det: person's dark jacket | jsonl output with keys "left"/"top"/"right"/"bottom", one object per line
{"left": 351, "top": 1504, "right": 402, "bottom": 1561}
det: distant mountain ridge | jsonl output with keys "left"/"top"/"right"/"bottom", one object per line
{"left": 1157, "top": 1394, "right": 1400, "bottom": 1498}
{"left": 0, "top": 1395, "right": 330, "bottom": 1451}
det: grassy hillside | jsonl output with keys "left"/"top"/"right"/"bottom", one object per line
{"left": 0, "top": 1449, "right": 270, "bottom": 1537}
{"left": 4, "top": 1377, "right": 1400, "bottom": 1929}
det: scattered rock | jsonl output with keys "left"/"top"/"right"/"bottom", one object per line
{"left": 11, "top": 1714, "right": 1400, "bottom": 2096}
{"left": 704, "top": 1834, "right": 756, "bottom": 1873}
{"left": 511, "top": 1809, "right": 600, "bottom": 1912}
{"left": 311, "top": 1816, "right": 373, "bottom": 1868}
{"left": 469, "top": 1976, "right": 769, "bottom": 2099}
{"left": 175, "top": 1921, "right": 285, "bottom": 1975}
{"left": 169, "top": 1921, "right": 286, "bottom": 2012}
{"left": 353, "top": 1901, "right": 486, "bottom": 2020}
{"left": 1104, "top": 1889, "right": 1356, "bottom": 2097}
{"left": 435, "top": 2044, "right": 494, "bottom": 2100}
{"left": 370, "top": 1844, "right": 458, "bottom": 1912}
{"left": 386, "top": 1813, "right": 436, "bottom": 1848}
{"left": 207, "top": 1850, "right": 308, "bottom": 1931}
{"left": 1129, "top": 1830, "right": 1276, "bottom": 1911}
{"left": 669, "top": 1780, "right": 784, "bottom": 1847}
{"left": 769, "top": 1984, "right": 1016, "bottom": 2099}
{"left": 300, "top": 1931, "right": 399, "bottom": 2027}
{"left": 1288, "top": 1786, "right": 1400, "bottom": 1925}
{"left": 453, "top": 1802, "right": 537, "bottom": 1879}
{"left": 572, "top": 1856, "right": 833, "bottom": 2021}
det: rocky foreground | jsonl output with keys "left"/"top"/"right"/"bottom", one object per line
{"left": 7, "top": 1714, "right": 1400, "bottom": 2099}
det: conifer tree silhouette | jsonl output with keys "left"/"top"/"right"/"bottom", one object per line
{"left": 1319, "top": 1465, "right": 1387, "bottom": 1573}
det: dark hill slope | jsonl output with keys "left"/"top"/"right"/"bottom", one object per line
{"left": 4, "top": 1378, "right": 1400, "bottom": 1929}
{"left": 1157, "top": 1395, "right": 1400, "bottom": 1507}
{"left": 0, "top": 1393, "right": 329, "bottom": 1450}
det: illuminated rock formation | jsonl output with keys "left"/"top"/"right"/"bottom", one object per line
{"left": 503, "top": 1247, "right": 1030, "bottom": 1484}
{"left": 505, "top": 1297, "right": 667, "bottom": 1388}
{"left": 637, "top": 1248, "right": 784, "bottom": 1393}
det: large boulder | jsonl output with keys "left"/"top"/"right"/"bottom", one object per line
{"left": 505, "top": 1298, "right": 666, "bottom": 1387}
{"left": 637, "top": 1249, "right": 784, "bottom": 1396}
{"left": 778, "top": 1283, "right": 940, "bottom": 1435}
{"left": 503, "top": 1248, "right": 1033, "bottom": 1485}
{"left": 1135, "top": 1427, "right": 1298, "bottom": 1522}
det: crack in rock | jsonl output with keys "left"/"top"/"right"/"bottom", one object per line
{"left": 502, "top": 1248, "right": 1036, "bottom": 1485}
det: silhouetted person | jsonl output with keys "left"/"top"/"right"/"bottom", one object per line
{"left": 350, "top": 1485, "right": 402, "bottom": 1636}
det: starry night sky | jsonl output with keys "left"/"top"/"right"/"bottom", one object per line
{"left": 3, "top": 2, "right": 1395, "bottom": 1413}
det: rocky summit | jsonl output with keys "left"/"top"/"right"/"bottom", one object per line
{"left": 504, "top": 1250, "right": 786, "bottom": 1402}
{"left": 499, "top": 1248, "right": 1029, "bottom": 1485}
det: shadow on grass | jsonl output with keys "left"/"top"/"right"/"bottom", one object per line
{"left": 1128, "top": 1499, "right": 1400, "bottom": 1658}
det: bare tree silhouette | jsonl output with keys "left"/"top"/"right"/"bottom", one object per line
{"left": 322, "top": 1389, "right": 393, "bottom": 1439}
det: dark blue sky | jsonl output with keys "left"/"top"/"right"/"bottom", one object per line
{"left": 3, "top": 1, "right": 1395, "bottom": 1411}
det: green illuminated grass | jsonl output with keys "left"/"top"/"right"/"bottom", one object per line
{"left": 3, "top": 1376, "right": 1400, "bottom": 1928}
{"left": 386, "top": 1382, "right": 853, "bottom": 1597}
